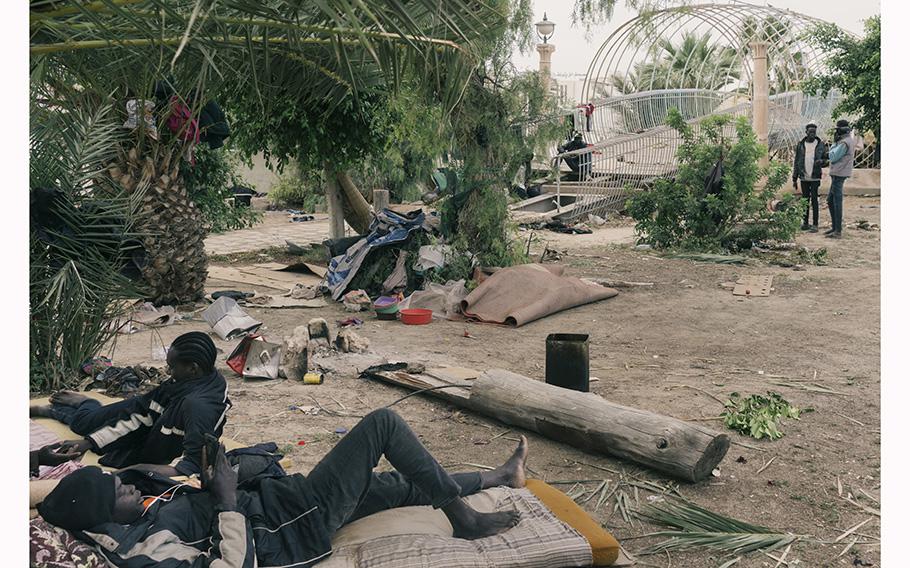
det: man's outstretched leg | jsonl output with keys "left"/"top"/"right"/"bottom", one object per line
{"left": 305, "top": 408, "right": 522, "bottom": 539}
{"left": 343, "top": 436, "right": 528, "bottom": 525}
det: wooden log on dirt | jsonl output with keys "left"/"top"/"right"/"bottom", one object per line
{"left": 471, "top": 370, "right": 729, "bottom": 482}
{"left": 364, "top": 366, "right": 729, "bottom": 482}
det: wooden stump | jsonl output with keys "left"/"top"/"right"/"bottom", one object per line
{"left": 324, "top": 167, "right": 346, "bottom": 239}
{"left": 373, "top": 189, "right": 390, "bottom": 215}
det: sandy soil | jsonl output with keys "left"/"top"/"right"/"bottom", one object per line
{"left": 100, "top": 196, "right": 881, "bottom": 567}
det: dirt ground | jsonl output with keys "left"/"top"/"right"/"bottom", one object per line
{"left": 103, "top": 195, "right": 881, "bottom": 567}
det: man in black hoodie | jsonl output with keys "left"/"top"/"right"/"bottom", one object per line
{"left": 38, "top": 409, "right": 530, "bottom": 567}
{"left": 31, "top": 331, "right": 230, "bottom": 477}
{"left": 792, "top": 123, "right": 828, "bottom": 232}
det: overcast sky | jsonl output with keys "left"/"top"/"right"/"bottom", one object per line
{"left": 512, "top": 0, "right": 882, "bottom": 76}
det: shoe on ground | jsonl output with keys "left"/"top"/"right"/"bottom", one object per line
{"left": 800, "top": 223, "right": 811, "bottom": 231}
{"left": 825, "top": 231, "right": 842, "bottom": 239}
{"left": 809, "top": 225, "right": 819, "bottom": 233}
{"left": 823, "top": 227, "right": 836, "bottom": 235}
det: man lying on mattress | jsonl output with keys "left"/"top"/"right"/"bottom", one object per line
{"left": 31, "top": 332, "right": 231, "bottom": 478}
{"left": 38, "top": 408, "right": 529, "bottom": 568}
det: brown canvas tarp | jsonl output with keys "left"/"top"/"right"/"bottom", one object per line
{"left": 461, "top": 264, "right": 618, "bottom": 327}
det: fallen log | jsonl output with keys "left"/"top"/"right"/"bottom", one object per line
{"left": 364, "top": 367, "right": 729, "bottom": 482}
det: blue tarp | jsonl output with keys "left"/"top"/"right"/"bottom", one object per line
{"left": 325, "top": 209, "right": 428, "bottom": 300}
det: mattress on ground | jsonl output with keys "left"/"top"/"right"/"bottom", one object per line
{"left": 317, "top": 486, "right": 594, "bottom": 568}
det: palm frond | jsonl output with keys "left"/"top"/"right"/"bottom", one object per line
{"left": 635, "top": 498, "right": 800, "bottom": 556}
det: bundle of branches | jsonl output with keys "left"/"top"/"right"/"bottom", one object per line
{"left": 636, "top": 497, "right": 799, "bottom": 556}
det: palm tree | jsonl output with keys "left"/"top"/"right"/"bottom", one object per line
{"left": 611, "top": 31, "right": 741, "bottom": 93}
{"left": 30, "top": 0, "right": 505, "bottom": 304}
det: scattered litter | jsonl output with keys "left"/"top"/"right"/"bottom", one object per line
{"left": 203, "top": 296, "right": 262, "bottom": 340}
{"left": 297, "top": 440, "right": 307, "bottom": 446}
{"left": 115, "top": 302, "right": 178, "bottom": 334}
{"left": 303, "top": 372, "right": 325, "bottom": 385}
{"left": 342, "top": 289, "right": 372, "bottom": 312}
{"left": 337, "top": 317, "right": 363, "bottom": 328}
{"left": 226, "top": 335, "right": 282, "bottom": 380}
{"left": 587, "top": 213, "right": 606, "bottom": 226}
{"left": 400, "top": 280, "right": 467, "bottom": 321}
{"left": 852, "top": 219, "right": 879, "bottom": 231}
{"left": 289, "top": 283, "right": 320, "bottom": 300}
{"left": 633, "top": 244, "right": 652, "bottom": 250}
{"left": 79, "top": 365, "right": 164, "bottom": 396}
{"left": 290, "top": 405, "right": 320, "bottom": 415}
{"left": 290, "top": 214, "right": 315, "bottom": 222}
{"left": 733, "top": 275, "right": 773, "bottom": 297}
{"left": 334, "top": 427, "right": 349, "bottom": 435}
{"left": 80, "top": 356, "right": 113, "bottom": 377}
{"left": 211, "top": 290, "right": 255, "bottom": 301}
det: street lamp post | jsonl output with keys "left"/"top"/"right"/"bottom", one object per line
{"left": 535, "top": 13, "right": 556, "bottom": 94}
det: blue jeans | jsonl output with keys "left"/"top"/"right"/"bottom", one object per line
{"left": 827, "top": 176, "right": 846, "bottom": 232}
{"left": 305, "top": 408, "right": 483, "bottom": 535}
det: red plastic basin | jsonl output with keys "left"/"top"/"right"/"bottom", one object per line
{"left": 399, "top": 308, "right": 432, "bottom": 325}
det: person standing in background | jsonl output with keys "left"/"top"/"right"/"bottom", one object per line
{"left": 825, "top": 119, "right": 865, "bottom": 239}
{"left": 792, "top": 123, "right": 827, "bottom": 233}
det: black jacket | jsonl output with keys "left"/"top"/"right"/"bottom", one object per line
{"left": 793, "top": 137, "right": 829, "bottom": 181}
{"left": 71, "top": 370, "right": 231, "bottom": 475}
{"left": 78, "top": 473, "right": 332, "bottom": 568}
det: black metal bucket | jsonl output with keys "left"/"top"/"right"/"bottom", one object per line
{"left": 545, "top": 333, "right": 590, "bottom": 392}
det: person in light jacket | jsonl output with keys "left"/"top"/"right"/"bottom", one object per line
{"left": 825, "top": 119, "right": 865, "bottom": 239}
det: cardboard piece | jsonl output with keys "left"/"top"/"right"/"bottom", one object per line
{"left": 207, "top": 265, "right": 322, "bottom": 294}
{"left": 203, "top": 296, "right": 262, "bottom": 339}
{"left": 247, "top": 295, "right": 328, "bottom": 309}
{"left": 732, "top": 275, "right": 773, "bottom": 297}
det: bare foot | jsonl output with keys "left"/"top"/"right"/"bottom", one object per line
{"left": 443, "top": 499, "right": 520, "bottom": 540}
{"left": 50, "top": 391, "right": 90, "bottom": 407}
{"left": 481, "top": 435, "right": 528, "bottom": 489}
{"left": 30, "top": 405, "right": 54, "bottom": 418}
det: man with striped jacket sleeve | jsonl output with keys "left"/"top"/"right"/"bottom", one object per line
{"left": 31, "top": 331, "right": 230, "bottom": 477}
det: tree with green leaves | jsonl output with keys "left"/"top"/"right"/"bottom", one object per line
{"left": 29, "top": 0, "right": 509, "bottom": 388}
{"left": 626, "top": 107, "right": 801, "bottom": 251}
{"left": 802, "top": 15, "right": 880, "bottom": 146}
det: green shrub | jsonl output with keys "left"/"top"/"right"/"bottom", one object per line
{"left": 181, "top": 145, "right": 262, "bottom": 233}
{"left": 627, "top": 108, "right": 801, "bottom": 252}
{"left": 268, "top": 165, "right": 326, "bottom": 211}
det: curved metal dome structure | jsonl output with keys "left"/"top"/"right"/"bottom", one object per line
{"left": 532, "top": 3, "right": 850, "bottom": 223}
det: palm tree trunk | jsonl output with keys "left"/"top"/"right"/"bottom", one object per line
{"left": 110, "top": 144, "right": 208, "bottom": 304}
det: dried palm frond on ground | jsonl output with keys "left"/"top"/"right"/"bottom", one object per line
{"left": 635, "top": 497, "right": 800, "bottom": 555}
